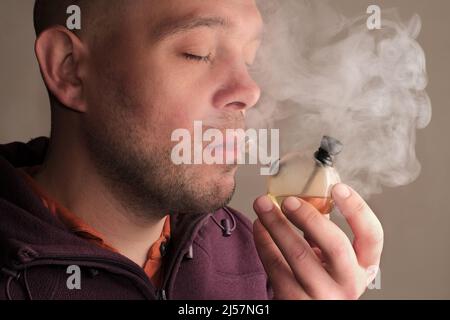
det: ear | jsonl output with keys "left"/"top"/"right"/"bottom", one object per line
{"left": 35, "top": 26, "right": 87, "bottom": 113}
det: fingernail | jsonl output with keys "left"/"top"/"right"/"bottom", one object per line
{"left": 256, "top": 196, "right": 274, "bottom": 212}
{"left": 282, "top": 196, "right": 302, "bottom": 212}
{"left": 334, "top": 184, "right": 351, "bottom": 199}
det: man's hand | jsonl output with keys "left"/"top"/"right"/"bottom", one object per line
{"left": 253, "top": 183, "right": 383, "bottom": 300}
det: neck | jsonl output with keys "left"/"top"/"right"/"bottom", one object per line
{"left": 33, "top": 135, "right": 166, "bottom": 267}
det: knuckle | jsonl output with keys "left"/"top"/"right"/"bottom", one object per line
{"left": 291, "top": 246, "right": 309, "bottom": 264}
{"left": 370, "top": 226, "right": 384, "bottom": 246}
{"left": 363, "top": 222, "right": 385, "bottom": 248}
{"left": 267, "top": 255, "right": 286, "bottom": 271}
{"left": 267, "top": 215, "right": 288, "bottom": 232}
{"left": 347, "top": 200, "right": 366, "bottom": 217}
{"left": 329, "top": 240, "right": 350, "bottom": 260}
{"left": 299, "top": 206, "right": 321, "bottom": 229}
{"left": 376, "top": 222, "right": 385, "bottom": 243}
{"left": 257, "top": 234, "right": 274, "bottom": 248}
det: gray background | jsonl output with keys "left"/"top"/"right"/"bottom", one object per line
{"left": 1, "top": 0, "right": 449, "bottom": 299}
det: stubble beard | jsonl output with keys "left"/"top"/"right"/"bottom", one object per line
{"left": 83, "top": 98, "right": 237, "bottom": 220}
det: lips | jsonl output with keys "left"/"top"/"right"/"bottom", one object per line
{"left": 205, "top": 136, "right": 246, "bottom": 162}
{"left": 206, "top": 142, "right": 238, "bottom": 154}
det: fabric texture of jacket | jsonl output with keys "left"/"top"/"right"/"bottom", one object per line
{"left": 0, "top": 137, "right": 272, "bottom": 300}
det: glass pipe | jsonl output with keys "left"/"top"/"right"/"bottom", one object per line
{"left": 267, "top": 136, "right": 343, "bottom": 214}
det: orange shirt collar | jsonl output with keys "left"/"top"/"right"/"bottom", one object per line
{"left": 17, "top": 166, "right": 171, "bottom": 287}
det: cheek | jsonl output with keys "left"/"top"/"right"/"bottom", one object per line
{"left": 145, "top": 81, "right": 211, "bottom": 133}
{"left": 99, "top": 50, "right": 212, "bottom": 140}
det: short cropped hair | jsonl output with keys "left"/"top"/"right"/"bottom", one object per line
{"left": 33, "top": 0, "right": 86, "bottom": 36}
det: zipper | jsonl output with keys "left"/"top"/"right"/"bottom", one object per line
{"left": 157, "top": 289, "right": 167, "bottom": 300}
{"left": 158, "top": 213, "right": 212, "bottom": 299}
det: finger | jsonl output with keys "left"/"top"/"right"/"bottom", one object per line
{"left": 253, "top": 195, "right": 335, "bottom": 295}
{"left": 304, "top": 236, "right": 324, "bottom": 264}
{"left": 305, "top": 209, "right": 328, "bottom": 245}
{"left": 280, "top": 196, "right": 359, "bottom": 285}
{"left": 312, "top": 247, "right": 326, "bottom": 264}
{"left": 305, "top": 235, "right": 318, "bottom": 249}
{"left": 332, "top": 183, "right": 384, "bottom": 268}
{"left": 253, "top": 219, "right": 309, "bottom": 299}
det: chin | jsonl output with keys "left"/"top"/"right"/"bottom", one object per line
{"left": 213, "top": 164, "right": 238, "bottom": 184}
{"left": 203, "top": 166, "right": 236, "bottom": 198}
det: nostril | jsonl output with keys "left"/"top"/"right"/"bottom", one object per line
{"left": 226, "top": 101, "right": 247, "bottom": 110}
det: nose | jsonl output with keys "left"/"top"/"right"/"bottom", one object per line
{"left": 212, "top": 66, "right": 261, "bottom": 113}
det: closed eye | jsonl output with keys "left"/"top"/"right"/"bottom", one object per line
{"left": 183, "top": 53, "right": 212, "bottom": 63}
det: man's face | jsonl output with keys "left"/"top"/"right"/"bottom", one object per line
{"left": 81, "top": 0, "right": 263, "bottom": 215}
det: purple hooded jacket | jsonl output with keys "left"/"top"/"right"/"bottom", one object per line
{"left": 0, "top": 137, "right": 272, "bottom": 300}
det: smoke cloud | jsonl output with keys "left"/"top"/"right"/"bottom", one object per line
{"left": 248, "top": 0, "right": 432, "bottom": 198}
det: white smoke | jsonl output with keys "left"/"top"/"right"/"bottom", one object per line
{"left": 248, "top": 0, "right": 432, "bottom": 198}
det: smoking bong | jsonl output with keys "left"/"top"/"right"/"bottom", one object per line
{"left": 267, "top": 136, "right": 343, "bottom": 215}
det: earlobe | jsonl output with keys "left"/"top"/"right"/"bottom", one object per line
{"left": 35, "top": 26, "right": 87, "bottom": 113}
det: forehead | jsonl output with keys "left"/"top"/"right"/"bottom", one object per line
{"left": 141, "top": 0, "right": 263, "bottom": 39}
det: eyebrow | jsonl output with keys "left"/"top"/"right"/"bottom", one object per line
{"left": 152, "top": 15, "right": 262, "bottom": 42}
{"left": 152, "top": 16, "right": 228, "bottom": 40}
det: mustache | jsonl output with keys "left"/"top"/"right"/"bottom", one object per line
{"left": 201, "top": 110, "right": 246, "bottom": 131}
